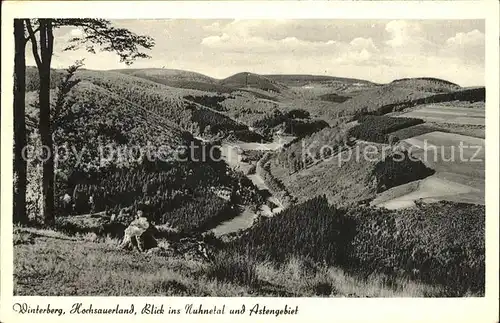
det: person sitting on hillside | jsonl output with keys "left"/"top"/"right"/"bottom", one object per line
{"left": 119, "top": 209, "right": 158, "bottom": 252}
{"left": 61, "top": 192, "right": 73, "bottom": 215}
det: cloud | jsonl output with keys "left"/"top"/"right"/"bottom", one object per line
{"left": 26, "top": 19, "right": 484, "bottom": 87}
{"left": 202, "top": 22, "right": 221, "bottom": 32}
{"left": 200, "top": 32, "right": 340, "bottom": 55}
{"left": 349, "top": 37, "right": 378, "bottom": 52}
{"left": 384, "top": 20, "right": 438, "bottom": 56}
{"left": 443, "top": 29, "right": 485, "bottom": 64}
{"left": 385, "top": 20, "right": 423, "bottom": 48}
{"left": 201, "top": 33, "right": 231, "bottom": 46}
{"left": 446, "top": 29, "right": 485, "bottom": 47}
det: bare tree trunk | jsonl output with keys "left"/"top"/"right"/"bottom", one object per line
{"left": 38, "top": 20, "right": 55, "bottom": 225}
{"left": 13, "top": 19, "right": 28, "bottom": 224}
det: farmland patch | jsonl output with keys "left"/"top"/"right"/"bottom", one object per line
{"left": 396, "top": 104, "right": 485, "bottom": 126}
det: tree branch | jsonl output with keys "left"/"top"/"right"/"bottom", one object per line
{"left": 24, "top": 26, "right": 40, "bottom": 44}
{"left": 25, "top": 19, "right": 42, "bottom": 68}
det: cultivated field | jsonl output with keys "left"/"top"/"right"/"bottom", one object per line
{"left": 372, "top": 131, "right": 485, "bottom": 209}
{"left": 396, "top": 103, "right": 485, "bottom": 126}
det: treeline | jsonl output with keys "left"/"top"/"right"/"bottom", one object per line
{"left": 187, "top": 103, "right": 248, "bottom": 134}
{"left": 61, "top": 158, "right": 263, "bottom": 232}
{"left": 220, "top": 72, "right": 282, "bottom": 93}
{"left": 184, "top": 94, "right": 231, "bottom": 112}
{"left": 390, "top": 78, "right": 461, "bottom": 93}
{"left": 318, "top": 93, "right": 351, "bottom": 103}
{"left": 253, "top": 109, "right": 328, "bottom": 138}
{"left": 348, "top": 115, "right": 424, "bottom": 143}
{"left": 276, "top": 126, "right": 350, "bottom": 173}
{"left": 372, "top": 150, "right": 435, "bottom": 192}
{"left": 367, "top": 87, "right": 485, "bottom": 116}
{"left": 232, "top": 196, "right": 485, "bottom": 296}
{"left": 227, "top": 130, "right": 266, "bottom": 142}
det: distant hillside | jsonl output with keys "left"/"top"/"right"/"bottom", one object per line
{"left": 113, "top": 68, "right": 235, "bottom": 93}
{"left": 330, "top": 77, "right": 483, "bottom": 119}
{"left": 26, "top": 66, "right": 64, "bottom": 91}
{"left": 265, "top": 74, "right": 373, "bottom": 87}
{"left": 390, "top": 77, "right": 461, "bottom": 93}
{"left": 24, "top": 68, "right": 263, "bottom": 229}
{"left": 25, "top": 80, "right": 191, "bottom": 167}
{"left": 332, "top": 85, "right": 436, "bottom": 118}
{"left": 113, "top": 68, "right": 216, "bottom": 84}
{"left": 219, "top": 72, "right": 286, "bottom": 93}
{"left": 26, "top": 68, "right": 249, "bottom": 136}
{"left": 271, "top": 138, "right": 433, "bottom": 206}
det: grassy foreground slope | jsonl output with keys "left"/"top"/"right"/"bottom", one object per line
{"left": 14, "top": 195, "right": 483, "bottom": 297}
{"left": 14, "top": 226, "right": 443, "bottom": 297}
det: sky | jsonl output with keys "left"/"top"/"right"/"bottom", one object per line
{"left": 33, "top": 19, "right": 485, "bottom": 86}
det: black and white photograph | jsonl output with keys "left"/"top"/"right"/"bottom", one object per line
{"left": 6, "top": 14, "right": 492, "bottom": 301}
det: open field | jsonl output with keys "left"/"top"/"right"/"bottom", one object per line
{"left": 387, "top": 122, "right": 486, "bottom": 140}
{"left": 372, "top": 131, "right": 485, "bottom": 209}
{"left": 396, "top": 104, "right": 485, "bottom": 125}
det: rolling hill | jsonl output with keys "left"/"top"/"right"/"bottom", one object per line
{"left": 265, "top": 74, "right": 374, "bottom": 87}
{"left": 389, "top": 77, "right": 461, "bottom": 93}
{"left": 219, "top": 72, "right": 286, "bottom": 93}
{"left": 19, "top": 65, "right": 486, "bottom": 298}
{"left": 112, "top": 68, "right": 236, "bottom": 93}
{"left": 113, "top": 68, "right": 216, "bottom": 84}
{"left": 24, "top": 67, "right": 266, "bottom": 232}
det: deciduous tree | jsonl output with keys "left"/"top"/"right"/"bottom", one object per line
{"left": 24, "top": 19, "right": 155, "bottom": 225}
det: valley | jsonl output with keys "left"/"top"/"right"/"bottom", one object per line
{"left": 16, "top": 66, "right": 486, "bottom": 297}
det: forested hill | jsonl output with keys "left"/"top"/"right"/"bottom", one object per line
{"left": 25, "top": 67, "right": 250, "bottom": 137}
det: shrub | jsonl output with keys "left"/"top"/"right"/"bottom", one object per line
{"left": 345, "top": 202, "right": 485, "bottom": 295}
{"left": 285, "top": 109, "right": 310, "bottom": 119}
{"left": 206, "top": 250, "right": 258, "bottom": 287}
